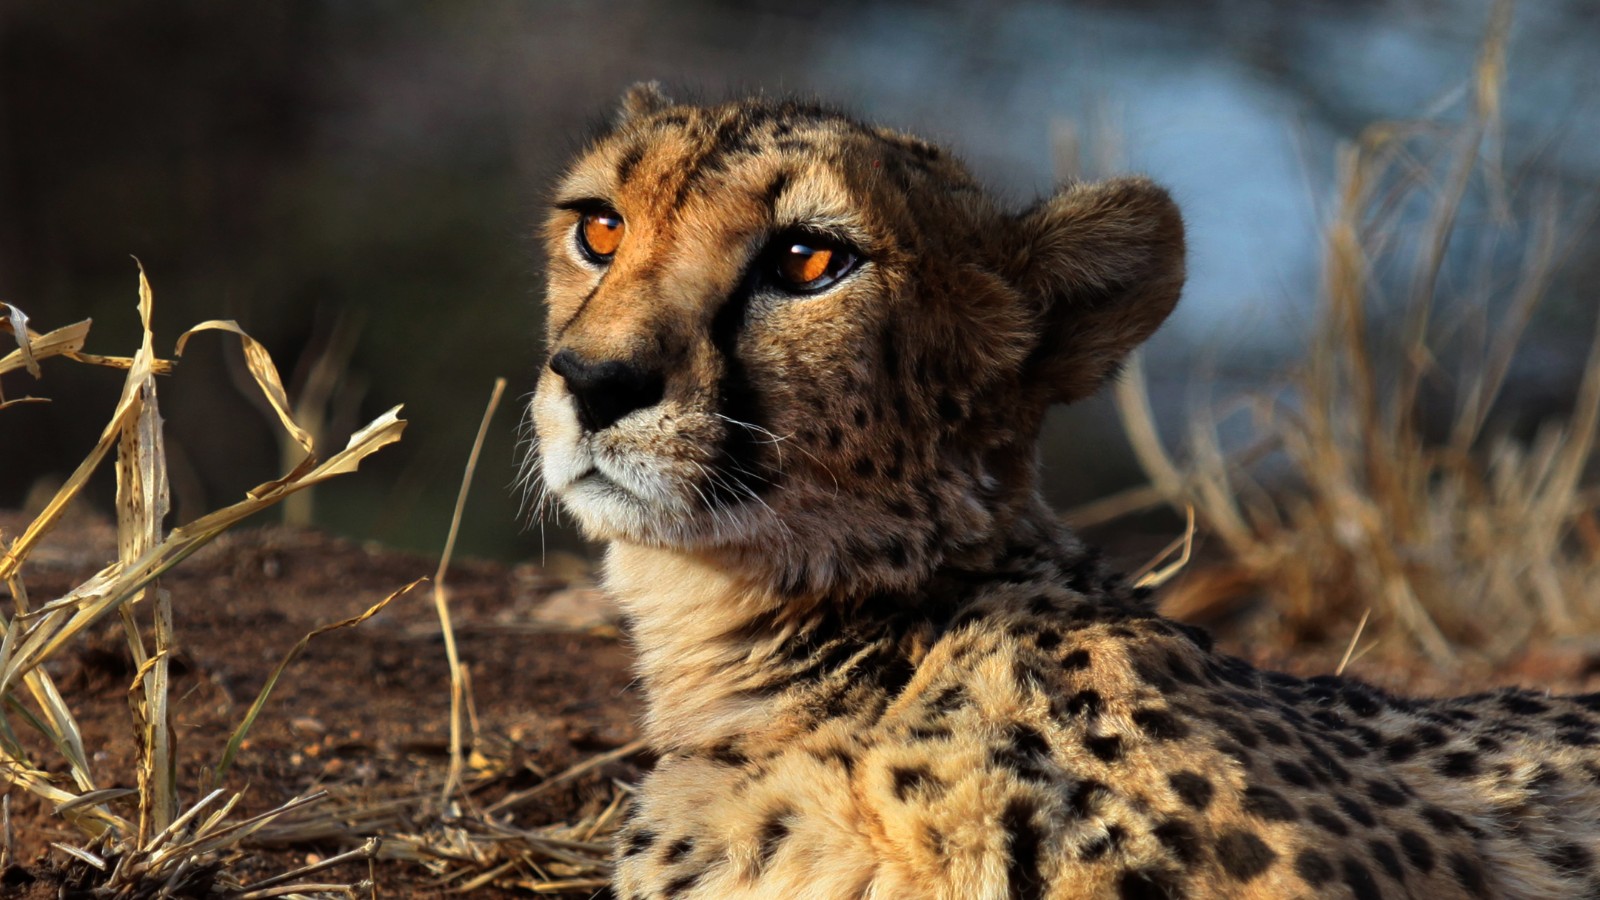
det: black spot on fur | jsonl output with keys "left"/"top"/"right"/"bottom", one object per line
{"left": 1062, "top": 648, "right": 1091, "bottom": 671}
{"left": 1326, "top": 733, "right": 1372, "bottom": 759}
{"left": 814, "top": 746, "right": 855, "bottom": 773}
{"left": 1500, "top": 692, "right": 1551, "bottom": 715}
{"left": 1290, "top": 850, "right": 1333, "bottom": 888}
{"left": 1420, "top": 805, "right": 1461, "bottom": 835}
{"left": 1080, "top": 825, "right": 1127, "bottom": 861}
{"left": 1393, "top": 830, "right": 1433, "bottom": 874}
{"left": 1302, "top": 738, "right": 1353, "bottom": 785}
{"left": 1117, "top": 869, "right": 1185, "bottom": 900}
{"left": 1062, "top": 690, "right": 1103, "bottom": 717}
{"left": 1133, "top": 708, "right": 1190, "bottom": 742}
{"left": 1341, "top": 686, "right": 1383, "bottom": 717}
{"left": 1215, "top": 741, "right": 1254, "bottom": 769}
{"left": 891, "top": 766, "right": 945, "bottom": 801}
{"left": 1349, "top": 724, "right": 1384, "bottom": 749}
{"left": 929, "top": 684, "right": 969, "bottom": 715}
{"left": 1242, "top": 786, "right": 1298, "bottom": 822}
{"left": 1216, "top": 830, "right": 1277, "bottom": 882}
{"left": 992, "top": 725, "right": 1054, "bottom": 783}
{"left": 1308, "top": 805, "right": 1349, "bottom": 836}
{"left": 1274, "top": 759, "right": 1314, "bottom": 787}
{"left": 1412, "top": 725, "right": 1448, "bottom": 749}
{"left": 624, "top": 829, "right": 658, "bottom": 857}
{"left": 1338, "top": 795, "right": 1377, "bottom": 828}
{"left": 757, "top": 811, "right": 790, "bottom": 869}
{"left": 663, "top": 837, "right": 694, "bottom": 864}
{"left": 1366, "top": 779, "right": 1408, "bottom": 808}
{"left": 1555, "top": 711, "right": 1596, "bottom": 730}
{"left": 1449, "top": 852, "right": 1490, "bottom": 897}
{"left": 1342, "top": 855, "right": 1384, "bottom": 900}
{"left": 1068, "top": 779, "right": 1110, "bottom": 817}
{"left": 1559, "top": 728, "right": 1600, "bottom": 747}
{"left": 1465, "top": 733, "right": 1504, "bottom": 752}
{"left": 1165, "top": 652, "right": 1204, "bottom": 686}
{"left": 1369, "top": 839, "right": 1405, "bottom": 882}
{"left": 1002, "top": 798, "right": 1046, "bottom": 900}
{"left": 1542, "top": 841, "right": 1594, "bottom": 873}
{"left": 1084, "top": 733, "right": 1124, "bottom": 762}
{"left": 1168, "top": 771, "right": 1214, "bottom": 811}
{"left": 1256, "top": 720, "right": 1293, "bottom": 746}
{"left": 1383, "top": 737, "right": 1418, "bottom": 763}
{"left": 760, "top": 169, "right": 790, "bottom": 208}
{"left": 614, "top": 141, "right": 646, "bottom": 184}
{"left": 1213, "top": 712, "right": 1260, "bottom": 749}
{"left": 1153, "top": 819, "right": 1204, "bottom": 867}
{"left": 1437, "top": 750, "right": 1479, "bottom": 778}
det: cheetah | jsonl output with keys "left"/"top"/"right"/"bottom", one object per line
{"left": 529, "top": 83, "right": 1600, "bottom": 899}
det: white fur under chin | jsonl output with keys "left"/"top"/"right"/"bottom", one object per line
{"left": 532, "top": 383, "right": 775, "bottom": 549}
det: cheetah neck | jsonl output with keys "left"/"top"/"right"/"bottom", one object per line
{"left": 604, "top": 542, "right": 800, "bottom": 750}
{"left": 603, "top": 503, "right": 1111, "bottom": 753}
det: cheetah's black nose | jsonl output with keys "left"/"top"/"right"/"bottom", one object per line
{"left": 548, "top": 349, "right": 665, "bottom": 433}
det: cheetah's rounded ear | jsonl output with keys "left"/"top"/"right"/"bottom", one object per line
{"left": 617, "top": 81, "right": 673, "bottom": 124}
{"left": 1010, "top": 177, "right": 1185, "bottom": 406}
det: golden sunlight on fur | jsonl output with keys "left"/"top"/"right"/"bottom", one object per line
{"left": 529, "top": 84, "right": 1600, "bottom": 899}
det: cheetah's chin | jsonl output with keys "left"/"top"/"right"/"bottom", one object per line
{"left": 544, "top": 445, "right": 700, "bottom": 543}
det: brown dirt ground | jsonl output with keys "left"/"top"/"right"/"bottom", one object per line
{"left": 5, "top": 511, "right": 1600, "bottom": 898}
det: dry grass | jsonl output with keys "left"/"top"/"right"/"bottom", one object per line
{"left": 1107, "top": 2, "right": 1600, "bottom": 664}
{"left": 3, "top": 272, "right": 637, "bottom": 897}
{"left": 236, "top": 376, "right": 643, "bottom": 895}
{"left": 0, "top": 268, "right": 404, "bottom": 897}
{"left": 249, "top": 737, "right": 644, "bottom": 895}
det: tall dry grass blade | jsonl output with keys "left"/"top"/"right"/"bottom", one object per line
{"left": 175, "top": 320, "right": 315, "bottom": 483}
{"left": 436, "top": 378, "right": 507, "bottom": 803}
{"left": 213, "top": 579, "right": 423, "bottom": 789}
{"left": 1132, "top": 507, "right": 1196, "bottom": 590}
{"left": 116, "top": 264, "right": 178, "bottom": 841}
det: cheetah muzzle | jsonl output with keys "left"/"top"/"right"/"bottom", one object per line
{"left": 530, "top": 83, "right": 1600, "bottom": 899}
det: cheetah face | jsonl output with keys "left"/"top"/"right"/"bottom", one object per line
{"left": 532, "top": 86, "right": 1184, "bottom": 597}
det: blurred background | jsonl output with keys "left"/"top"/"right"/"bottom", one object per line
{"left": 3, "top": 0, "right": 1599, "bottom": 567}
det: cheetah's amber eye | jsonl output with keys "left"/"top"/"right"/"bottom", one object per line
{"left": 768, "top": 233, "right": 859, "bottom": 294}
{"left": 576, "top": 209, "right": 625, "bottom": 262}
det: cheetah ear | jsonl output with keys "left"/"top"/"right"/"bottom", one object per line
{"left": 617, "top": 81, "right": 673, "bottom": 123}
{"left": 1010, "top": 177, "right": 1185, "bottom": 405}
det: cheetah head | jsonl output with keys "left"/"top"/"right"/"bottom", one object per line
{"left": 531, "top": 85, "right": 1184, "bottom": 598}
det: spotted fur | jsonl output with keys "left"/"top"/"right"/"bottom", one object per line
{"left": 530, "top": 84, "right": 1600, "bottom": 899}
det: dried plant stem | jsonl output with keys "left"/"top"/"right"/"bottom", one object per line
{"left": 1107, "top": 2, "right": 1597, "bottom": 660}
{"left": 436, "top": 377, "right": 507, "bottom": 804}
{"left": 1, "top": 268, "right": 406, "bottom": 896}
